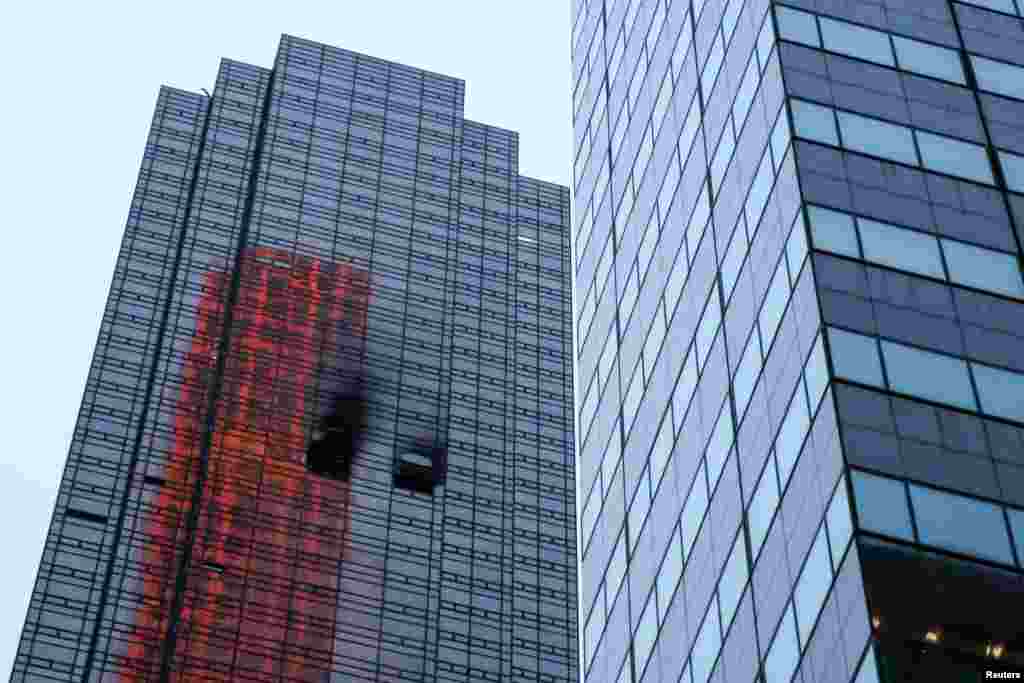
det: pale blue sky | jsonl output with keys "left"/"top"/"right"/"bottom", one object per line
{"left": 0, "top": 1, "right": 573, "bottom": 675}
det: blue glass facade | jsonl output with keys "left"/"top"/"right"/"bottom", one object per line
{"left": 572, "top": 0, "right": 1024, "bottom": 680}
{"left": 12, "top": 36, "right": 577, "bottom": 683}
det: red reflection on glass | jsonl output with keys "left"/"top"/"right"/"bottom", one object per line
{"left": 120, "top": 248, "right": 370, "bottom": 682}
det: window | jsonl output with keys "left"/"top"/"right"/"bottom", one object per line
{"left": 639, "top": 215, "right": 659, "bottom": 283}
{"left": 820, "top": 17, "right": 895, "bottom": 67}
{"left": 837, "top": 111, "right": 918, "bottom": 165}
{"left": 602, "top": 425, "right": 622, "bottom": 497}
{"left": 696, "top": 285, "right": 722, "bottom": 371}
{"left": 915, "top": 131, "right": 994, "bottom": 184}
{"left": 585, "top": 597, "right": 606, "bottom": 668}
{"left": 733, "top": 58, "right": 760, "bottom": 130}
{"left": 892, "top": 37, "right": 965, "bottom": 84}
{"left": 746, "top": 150, "right": 775, "bottom": 230}
{"left": 810, "top": 205, "right": 1024, "bottom": 299}
{"left": 691, "top": 601, "right": 722, "bottom": 683}
{"left": 961, "top": 0, "right": 1020, "bottom": 17}
{"left": 718, "top": 531, "right": 749, "bottom": 630}
{"left": 786, "top": 213, "right": 809, "bottom": 283}
{"left": 673, "top": 351, "right": 698, "bottom": 432}
{"left": 1008, "top": 508, "right": 1024, "bottom": 566}
{"left": 792, "top": 99, "right": 839, "bottom": 145}
{"left": 826, "top": 478, "right": 854, "bottom": 567}
{"left": 851, "top": 470, "right": 914, "bottom": 540}
{"left": 759, "top": 262, "right": 790, "bottom": 348}
{"left": 972, "top": 362, "right": 1024, "bottom": 423}
{"left": 659, "top": 160, "right": 681, "bottom": 224}
{"left": 775, "top": 6, "right": 820, "bottom": 47}
{"left": 607, "top": 531, "right": 627, "bottom": 602}
{"left": 687, "top": 185, "right": 711, "bottom": 263}
{"left": 855, "top": 645, "right": 883, "bottom": 683}
{"left": 858, "top": 218, "right": 944, "bottom": 279}
{"left": 808, "top": 205, "right": 859, "bottom": 258}
{"left": 681, "top": 462, "right": 709, "bottom": 555}
{"left": 998, "top": 150, "right": 1024, "bottom": 194}
{"left": 941, "top": 239, "right": 1024, "bottom": 299}
{"left": 805, "top": 333, "right": 830, "bottom": 409}
{"left": 733, "top": 334, "right": 761, "bottom": 419}
{"left": 793, "top": 525, "right": 833, "bottom": 644}
{"left": 721, "top": 227, "right": 748, "bottom": 300}
{"left": 581, "top": 484, "right": 600, "bottom": 549}
{"left": 702, "top": 31, "right": 726, "bottom": 96}
{"left": 633, "top": 593, "right": 658, "bottom": 676}
{"left": 712, "top": 126, "right": 736, "bottom": 194}
{"left": 620, "top": 264, "right": 639, "bottom": 325}
{"left": 880, "top": 340, "right": 977, "bottom": 411}
{"left": 672, "top": 13, "right": 694, "bottom": 83}
{"left": 611, "top": 108, "right": 628, "bottom": 161}
{"left": 666, "top": 246, "right": 690, "bottom": 319}
{"left": 828, "top": 327, "right": 884, "bottom": 388}
{"left": 776, "top": 388, "right": 810, "bottom": 485}
{"left": 624, "top": 368, "right": 644, "bottom": 433}
{"left": 706, "top": 402, "right": 734, "bottom": 490}
{"left": 749, "top": 458, "right": 780, "bottom": 558}
{"left": 657, "top": 528, "right": 684, "bottom": 612}
{"left": 971, "top": 55, "right": 1024, "bottom": 101}
{"left": 651, "top": 413, "right": 675, "bottom": 488}
{"left": 770, "top": 105, "right": 791, "bottom": 171}
{"left": 909, "top": 484, "right": 1015, "bottom": 564}
{"left": 599, "top": 332, "right": 618, "bottom": 390}
{"left": 764, "top": 605, "right": 800, "bottom": 683}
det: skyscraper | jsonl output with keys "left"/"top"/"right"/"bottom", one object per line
{"left": 12, "top": 35, "right": 577, "bottom": 683}
{"left": 572, "top": 0, "right": 1024, "bottom": 682}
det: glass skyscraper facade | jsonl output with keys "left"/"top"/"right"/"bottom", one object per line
{"left": 572, "top": 0, "right": 1024, "bottom": 682}
{"left": 12, "top": 35, "right": 577, "bottom": 683}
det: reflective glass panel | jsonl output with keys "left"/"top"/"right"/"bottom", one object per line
{"left": 941, "top": 239, "right": 1024, "bottom": 299}
{"left": 805, "top": 333, "right": 830, "bottom": 409}
{"left": 681, "top": 462, "right": 709, "bottom": 555}
{"left": 851, "top": 470, "right": 914, "bottom": 540}
{"left": 880, "top": 341, "right": 977, "bottom": 411}
{"left": 1008, "top": 508, "right": 1024, "bottom": 567}
{"left": 915, "top": 131, "right": 994, "bottom": 185}
{"left": 998, "top": 150, "right": 1024, "bottom": 194}
{"left": 765, "top": 605, "right": 800, "bottom": 683}
{"left": 691, "top": 600, "right": 722, "bottom": 683}
{"left": 792, "top": 99, "right": 839, "bottom": 145}
{"left": 633, "top": 593, "right": 658, "bottom": 676}
{"left": 827, "top": 478, "right": 854, "bottom": 568}
{"left": 820, "top": 17, "right": 895, "bottom": 67}
{"left": 828, "top": 327, "right": 884, "bottom": 388}
{"left": 971, "top": 55, "right": 1024, "bottom": 100}
{"left": 733, "top": 335, "right": 762, "bottom": 419}
{"left": 858, "top": 218, "right": 945, "bottom": 280}
{"left": 776, "top": 389, "right": 810, "bottom": 486}
{"left": 961, "top": 0, "right": 1018, "bottom": 12}
{"left": 657, "top": 528, "right": 684, "bottom": 611}
{"left": 837, "top": 111, "right": 918, "bottom": 166}
{"left": 808, "top": 205, "right": 859, "bottom": 258}
{"left": 607, "top": 531, "right": 628, "bottom": 601}
{"left": 749, "top": 458, "right": 780, "bottom": 557}
{"left": 892, "top": 37, "right": 965, "bottom": 84}
{"left": 856, "top": 645, "right": 883, "bottom": 683}
{"left": 718, "top": 531, "right": 749, "bottom": 630}
{"left": 794, "top": 525, "right": 834, "bottom": 645}
{"left": 910, "top": 484, "right": 1015, "bottom": 565}
{"left": 776, "top": 6, "right": 820, "bottom": 47}
{"left": 972, "top": 362, "right": 1024, "bottom": 423}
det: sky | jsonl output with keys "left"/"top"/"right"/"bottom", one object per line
{"left": 0, "top": 1, "right": 573, "bottom": 675}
